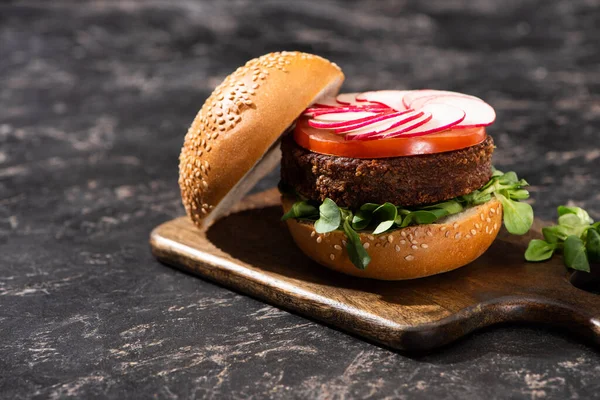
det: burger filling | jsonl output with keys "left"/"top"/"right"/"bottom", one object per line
{"left": 280, "top": 90, "right": 534, "bottom": 269}
{"left": 279, "top": 134, "right": 533, "bottom": 270}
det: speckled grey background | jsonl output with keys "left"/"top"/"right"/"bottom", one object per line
{"left": 1, "top": 1, "right": 599, "bottom": 399}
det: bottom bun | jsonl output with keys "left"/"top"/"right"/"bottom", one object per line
{"left": 282, "top": 196, "right": 503, "bottom": 280}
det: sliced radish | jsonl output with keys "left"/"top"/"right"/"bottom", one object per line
{"left": 335, "top": 110, "right": 414, "bottom": 133}
{"left": 313, "top": 111, "right": 379, "bottom": 122}
{"left": 382, "top": 103, "right": 465, "bottom": 138}
{"left": 343, "top": 111, "right": 425, "bottom": 140}
{"left": 332, "top": 110, "right": 413, "bottom": 134}
{"left": 402, "top": 90, "right": 481, "bottom": 109}
{"left": 303, "top": 106, "right": 387, "bottom": 117}
{"left": 418, "top": 95, "right": 495, "bottom": 127}
{"left": 335, "top": 92, "right": 380, "bottom": 107}
{"left": 312, "top": 97, "right": 341, "bottom": 108}
{"left": 356, "top": 90, "right": 411, "bottom": 111}
{"left": 349, "top": 113, "right": 433, "bottom": 141}
{"left": 308, "top": 112, "right": 392, "bottom": 129}
{"left": 335, "top": 92, "right": 360, "bottom": 105}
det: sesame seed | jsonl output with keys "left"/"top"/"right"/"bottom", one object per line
{"left": 497, "top": 206, "right": 501, "bottom": 214}
{"left": 401, "top": 231, "right": 407, "bottom": 238}
{"left": 455, "top": 233, "right": 461, "bottom": 239}
{"left": 471, "top": 229, "right": 477, "bottom": 235}
{"left": 202, "top": 180, "right": 208, "bottom": 189}
{"left": 408, "top": 234, "right": 414, "bottom": 241}
{"left": 216, "top": 110, "right": 223, "bottom": 117}
{"left": 334, "top": 245, "right": 342, "bottom": 250}
{"left": 485, "top": 226, "right": 490, "bottom": 234}
{"left": 395, "top": 245, "right": 401, "bottom": 252}
{"left": 405, "top": 255, "right": 415, "bottom": 261}
{"left": 400, "top": 240, "right": 406, "bottom": 245}
{"left": 494, "top": 223, "right": 498, "bottom": 231}
{"left": 440, "top": 226, "right": 447, "bottom": 231}
{"left": 206, "top": 145, "right": 212, "bottom": 152}
{"left": 475, "top": 223, "right": 481, "bottom": 229}
{"left": 411, "top": 245, "right": 418, "bottom": 250}
{"left": 480, "top": 213, "right": 485, "bottom": 221}
{"left": 387, "top": 235, "right": 394, "bottom": 243}
{"left": 316, "top": 236, "right": 322, "bottom": 243}
{"left": 329, "top": 254, "right": 335, "bottom": 261}
{"left": 490, "top": 208, "right": 496, "bottom": 214}
{"left": 342, "top": 240, "right": 347, "bottom": 246}
{"left": 421, "top": 244, "right": 428, "bottom": 248}
{"left": 375, "top": 243, "right": 382, "bottom": 248}
{"left": 411, "top": 240, "right": 418, "bottom": 245}
{"left": 426, "top": 231, "right": 433, "bottom": 237}
{"left": 445, "top": 231, "right": 450, "bottom": 237}
{"left": 486, "top": 217, "right": 491, "bottom": 223}
{"left": 310, "top": 231, "right": 316, "bottom": 237}
{"left": 453, "top": 223, "right": 459, "bottom": 229}
{"left": 363, "top": 242, "right": 370, "bottom": 249}
{"left": 368, "top": 235, "right": 375, "bottom": 241}
{"left": 466, "top": 234, "right": 471, "bottom": 239}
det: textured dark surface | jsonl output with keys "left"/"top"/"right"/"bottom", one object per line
{"left": 1, "top": 1, "right": 599, "bottom": 399}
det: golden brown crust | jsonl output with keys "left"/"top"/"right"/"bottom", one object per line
{"left": 282, "top": 196, "right": 503, "bottom": 280}
{"left": 179, "top": 52, "right": 344, "bottom": 228}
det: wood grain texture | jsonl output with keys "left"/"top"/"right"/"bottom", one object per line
{"left": 150, "top": 189, "right": 600, "bottom": 351}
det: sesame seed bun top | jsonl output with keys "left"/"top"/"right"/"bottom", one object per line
{"left": 179, "top": 51, "right": 344, "bottom": 228}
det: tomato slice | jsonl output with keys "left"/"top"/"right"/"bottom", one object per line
{"left": 293, "top": 117, "right": 487, "bottom": 158}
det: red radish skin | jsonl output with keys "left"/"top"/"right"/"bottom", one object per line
{"left": 302, "top": 89, "right": 495, "bottom": 143}
{"left": 303, "top": 106, "right": 387, "bottom": 118}
{"left": 346, "top": 111, "right": 425, "bottom": 140}
{"left": 312, "top": 111, "right": 379, "bottom": 122}
{"left": 381, "top": 103, "right": 465, "bottom": 138}
{"left": 350, "top": 113, "right": 433, "bottom": 141}
{"left": 335, "top": 110, "right": 415, "bottom": 134}
{"left": 308, "top": 112, "right": 394, "bottom": 129}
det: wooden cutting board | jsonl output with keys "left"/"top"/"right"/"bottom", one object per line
{"left": 150, "top": 189, "right": 600, "bottom": 351}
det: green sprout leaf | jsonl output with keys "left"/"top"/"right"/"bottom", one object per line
{"left": 372, "top": 203, "right": 397, "bottom": 235}
{"left": 281, "top": 201, "right": 318, "bottom": 222}
{"left": 525, "top": 240, "right": 557, "bottom": 262}
{"left": 494, "top": 192, "right": 533, "bottom": 235}
{"left": 586, "top": 228, "right": 600, "bottom": 263}
{"left": 564, "top": 235, "right": 590, "bottom": 272}
{"left": 314, "top": 198, "right": 341, "bottom": 234}
{"left": 557, "top": 205, "right": 594, "bottom": 225}
{"left": 343, "top": 217, "right": 371, "bottom": 270}
{"left": 557, "top": 213, "right": 591, "bottom": 238}
{"left": 400, "top": 210, "right": 440, "bottom": 228}
{"left": 351, "top": 203, "right": 378, "bottom": 231}
{"left": 542, "top": 225, "right": 570, "bottom": 244}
